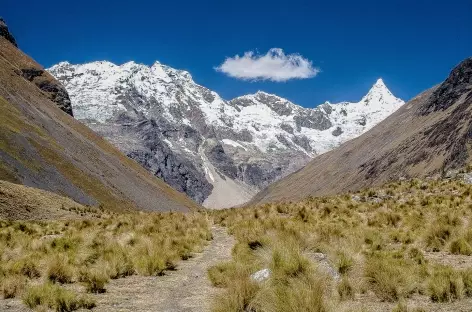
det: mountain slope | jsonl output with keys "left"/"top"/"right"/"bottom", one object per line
{"left": 0, "top": 180, "right": 90, "bottom": 220}
{"left": 0, "top": 21, "right": 200, "bottom": 213}
{"left": 48, "top": 61, "right": 404, "bottom": 208}
{"left": 249, "top": 57, "right": 472, "bottom": 205}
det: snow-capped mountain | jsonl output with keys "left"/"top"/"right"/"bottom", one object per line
{"left": 48, "top": 61, "right": 404, "bottom": 208}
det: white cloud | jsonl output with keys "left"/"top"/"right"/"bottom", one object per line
{"left": 215, "top": 48, "right": 319, "bottom": 82}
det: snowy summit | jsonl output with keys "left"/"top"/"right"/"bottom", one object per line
{"left": 48, "top": 61, "right": 404, "bottom": 208}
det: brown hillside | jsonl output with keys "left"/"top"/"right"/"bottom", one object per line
{"left": 0, "top": 180, "right": 93, "bottom": 220}
{"left": 250, "top": 57, "right": 472, "bottom": 205}
{"left": 0, "top": 23, "right": 200, "bottom": 213}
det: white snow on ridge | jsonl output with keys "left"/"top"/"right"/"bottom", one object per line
{"left": 49, "top": 62, "right": 402, "bottom": 135}
{"left": 48, "top": 61, "right": 404, "bottom": 156}
{"left": 222, "top": 139, "right": 248, "bottom": 151}
{"left": 47, "top": 60, "right": 405, "bottom": 208}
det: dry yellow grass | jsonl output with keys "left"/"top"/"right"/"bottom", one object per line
{"left": 0, "top": 180, "right": 97, "bottom": 220}
{"left": 0, "top": 210, "right": 211, "bottom": 311}
{"left": 210, "top": 178, "right": 472, "bottom": 311}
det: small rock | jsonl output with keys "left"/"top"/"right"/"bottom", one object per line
{"left": 312, "top": 252, "right": 327, "bottom": 260}
{"left": 308, "top": 252, "right": 340, "bottom": 282}
{"left": 251, "top": 268, "right": 270, "bottom": 282}
{"left": 460, "top": 173, "right": 472, "bottom": 184}
{"left": 351, "top": 195, "right": 361, "bottom": 202}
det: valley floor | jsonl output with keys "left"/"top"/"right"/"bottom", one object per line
{"left": 4, "top": 179, "right": 472, "bottom": 312}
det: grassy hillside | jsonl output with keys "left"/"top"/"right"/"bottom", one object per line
{"left": 210, "top": 177, "right": 472, "bottom": 311}
{"left": 0, "top": 33, "right": 201, "bottom": 213}
{"left": 0, "top": 180, "right": 98, "bottom": 220}
{"left": 0, "top": 210, "right": 211, "bottom": 311}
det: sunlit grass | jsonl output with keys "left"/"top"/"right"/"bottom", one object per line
{"left": 0, "top": 210, "right": 211, "bottom": 310}
{"left": 209, "top": 178, "right": 472, "bottom": 310}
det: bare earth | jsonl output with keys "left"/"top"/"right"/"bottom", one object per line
{"left": 93, "top": 226, "right": 234, "bottom": 312}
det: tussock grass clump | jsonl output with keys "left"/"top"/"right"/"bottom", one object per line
{"left": 449, "top": 238, "right": 472, "bottom": 255}
{"left": 428, "top": 266, "right": 464, "bottom": 302}
{"left": 102, "top": 247, "right": 135, "bottom": 279}
{"left": 47, "top": 256, "right": 74, "bottom": 284}
{"left": 425, "top": 223, "right": 453, "bottom": 251}
{"left": 1, "top": 275, "right": 26, "bottom": 299}
{"left": 462, "top": 269, "right": 472, "bottom": 296}
{"left": 250, "top": 274, "right": 331, "bottom": 312}
{"left": 10, "top": 257, "right": 41, "bottom": 279}
{"left": 212, "top": 274, "right": 259, "bottom": 312}
{"left": 134, "top": 252, "right": 167, "bottom": 276}
{"left": 364, "top": 255, "right": 416, "bottom": 302}
{"left": 407, "top": 248, "right": 427, "bottom": 265}
{"left": 336, "top": 252, "right": 353, "bottom": 275}
{"left": 23, "top": 283, "right": 95, "bottom": 311}
{"left": 269, "top": 244, "right": 313, "bottom": 281}
{"left": 208, "top": 261, "right": 237, "bottom": 287}
{"left": 338, "top": 277, "right": 355, "bottom": 300}
{"left": 79, "top": 268, "right": 109, "bottom": 294}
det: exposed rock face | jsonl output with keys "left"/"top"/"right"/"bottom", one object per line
{"left": 0, "top": 19, "right": 73, "bottom": 116}
{"left": 250, "top": 57, "right": 472, "bottom": 206}
{"left": 332, "top": 127, "right": 343, "bottom": 136}
{"left": 0, "top": 18, "right": 17, "bottom": 47}
{"left": 419, "top": 57, "right": 472, "bottom": 115}
{"left": 39, "top": 78, "right": 72, "bottom": 116}
{"left": 18, "top": 67, "right": 74, "bottom": 116}
{"left": 122, "top": 118, "right": 213, "bottom": 203}
{"left": 48, "top": 61, "right": 404, "bottom": 208}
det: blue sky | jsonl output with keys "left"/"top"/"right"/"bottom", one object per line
{"left": 3, "top": 0, "right": 471, "bottom": 107}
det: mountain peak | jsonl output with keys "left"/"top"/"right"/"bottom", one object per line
{"left": 369, "top": 78, "right": 389, "bottom": 93}
{"left": 57, "top": 61, "right": 71, "bottom": 66}
{"left": 374, "top": 78, "right": 386, "bottom": 87}
{"left": 360, "top": 78, "right": 403, "bottom": 107}
{"left": 0, "top": 18, "right": 17, "bottom": 47}
{"left": 255, "top": 90, "right": 278, "bottom": 97}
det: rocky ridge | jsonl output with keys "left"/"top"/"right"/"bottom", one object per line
{"left": 48, "top": 61, "right": 404, "bottom": 208}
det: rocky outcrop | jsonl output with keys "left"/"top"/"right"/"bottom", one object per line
{"left": 127, "top": 119, "right": 213, "bottom": 203}
{"left": 20, "top": 68, "right": 74, "bottom": 116}
{"left": 0, "top": 19, "right": 73, "bottom": 116}
{"left": 0, "top": 18, "right": 17, "bottom": 47}
{"left": 418, "top": 57, "right": 472, "bottom": 115}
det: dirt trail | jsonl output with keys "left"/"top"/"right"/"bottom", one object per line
{"left": 93, "top": 226, "right": 234, "bottom": 312}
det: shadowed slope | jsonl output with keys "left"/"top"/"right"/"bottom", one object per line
{"left": 250, "top": 57, "right": 472, "bottom": 205}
